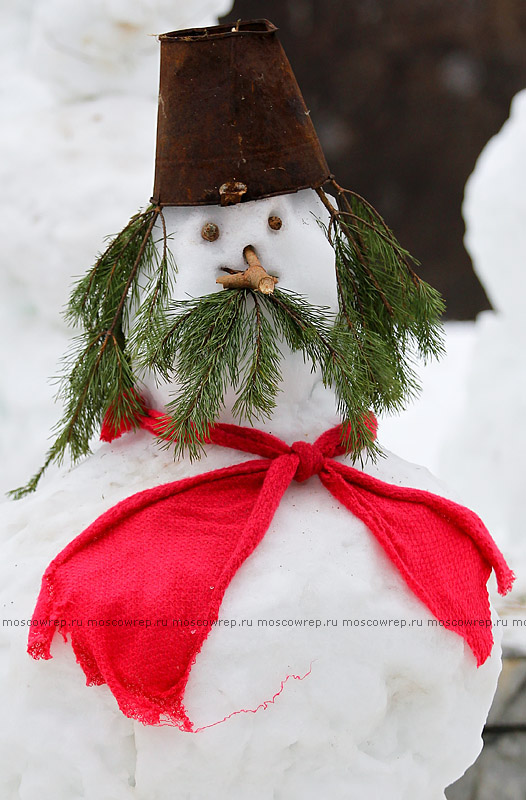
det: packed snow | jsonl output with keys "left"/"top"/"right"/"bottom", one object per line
{"left": 440, "top": 90, "right": 526, "bottom": 613}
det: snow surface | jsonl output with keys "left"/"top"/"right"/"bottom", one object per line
{"left": 29, "top": 0, "right": 234, "bottom": 103}
{"left": 439, "top": 90, "right": 526, "bottom": 626}
{"left": 1, "top": 189, "right": 504, "bottom": 799}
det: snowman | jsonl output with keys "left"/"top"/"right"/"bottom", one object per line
{"left": 0, "top": 20, "right": 513, "bottom": 800}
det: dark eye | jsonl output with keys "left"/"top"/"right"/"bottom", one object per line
{"left": 201, "top": 222, "right": 220, "bottom": 241}
{"left": 268, "top": 215, "right": 282, "bottom": 231}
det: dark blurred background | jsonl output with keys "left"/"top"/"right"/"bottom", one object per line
{"left": 221, "top": 0, "right": 526, "bottom": 319}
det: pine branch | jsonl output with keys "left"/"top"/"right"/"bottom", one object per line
{"left": 316, "top": 185, "right": 445, "bottom": 420}
{"left": 137, "top": 291, "right": 248, "bottom": 459}
{"left": 138, "top": 287, "right": 379, "bottom": 460}
{"left": 66, "top": 208, "right": 158, "bottom": 330}
{"left": 127, "top": 207, "right": 177, "bottom": 358}
{"left": 10, "top": 206, "right": 164, "bottom": 498}
{"left": 261, "top": 289, "right": 382, "bottom": 458}
{"left": 231, "top": 294, "right": 282, "bottom": 422}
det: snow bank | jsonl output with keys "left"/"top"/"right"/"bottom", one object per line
{"left": 440, "top": 91, "right": 526, "bottom": 620}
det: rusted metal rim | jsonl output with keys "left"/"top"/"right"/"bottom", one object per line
{"left": 152, "top": 18, "right": 330, "bottom": 207}
{"left": 159, "top": 20, "right": 278, "bottom": 42}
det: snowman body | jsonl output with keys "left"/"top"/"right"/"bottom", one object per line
{"left": 0, "top": 190, "right": 502, "bottom": 800}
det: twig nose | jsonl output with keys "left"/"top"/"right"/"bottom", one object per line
{"left": 216, "top": 245, "right": 278, "bottom": 294}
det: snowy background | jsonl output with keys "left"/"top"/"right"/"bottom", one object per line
{"left": 1, "top": 0, "right": 525, "bottom": 645}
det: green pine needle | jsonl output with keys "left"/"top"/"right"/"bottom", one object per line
{"left": 262, "top": 289, "right": 382, "bottom": 459}
{"left": 9, "top": 206, "right": 164, "bottom": 498}
{"left": 137, "top": 290, "right": 247, "bottom": 459}
{"left": 231, "top": 294, "right": 282, "bottom": 423}
{"left": 316, "top": 184, "right": 445, "bottom": 419}
{"left": 136, "top": 286, "right": 382, "bottom": 462}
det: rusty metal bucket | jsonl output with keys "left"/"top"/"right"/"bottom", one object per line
{"left": 152, "top": 19, "right": 330, "bottom": 207}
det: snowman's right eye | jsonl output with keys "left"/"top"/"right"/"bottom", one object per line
{"left": 201, "top": 222, "right": 220, "bottom": 242}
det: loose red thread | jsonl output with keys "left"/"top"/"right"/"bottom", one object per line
{"left": 192, "top": 664, "right": 314, "bottom": 733}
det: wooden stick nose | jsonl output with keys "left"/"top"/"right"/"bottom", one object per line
{"left": 216, "top": 246, "right": 278, "bottom": 294}
{"left": 243, "top": 245, "right": 261, "bottom": 268}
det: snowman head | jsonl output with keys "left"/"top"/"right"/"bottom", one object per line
{"left": 158, "top": 191, "right": 338, "bottom": 313}
{"left": 128, "top": 21, "right": 441, "bottom": 453}
{"left": 149, "top": 20, "right": 336, "bottom": 304}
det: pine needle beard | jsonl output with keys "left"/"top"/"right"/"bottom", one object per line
{"left": 134, "top": 286, "right": 375, "bottom": 461}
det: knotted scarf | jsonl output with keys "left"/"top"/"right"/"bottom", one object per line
{"left": 28, "top": 407, "right": 514, "bottom": 729}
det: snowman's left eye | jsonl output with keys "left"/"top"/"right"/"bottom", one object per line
{"left": 201, "top": 222, "right": 220, "bottom": 242}
{"left": 268, "top": 215, "right": 282, "bottom": 231}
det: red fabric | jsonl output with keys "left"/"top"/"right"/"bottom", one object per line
{"left": 100, "top": 389, "right": 146, "bottom": 442}
{"left": 28, "top": 410, "right": 514, "bottom": 729}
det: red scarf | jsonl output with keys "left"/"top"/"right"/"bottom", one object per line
{"left": 28, "top": 408, "right": 513, "bottom": 729}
